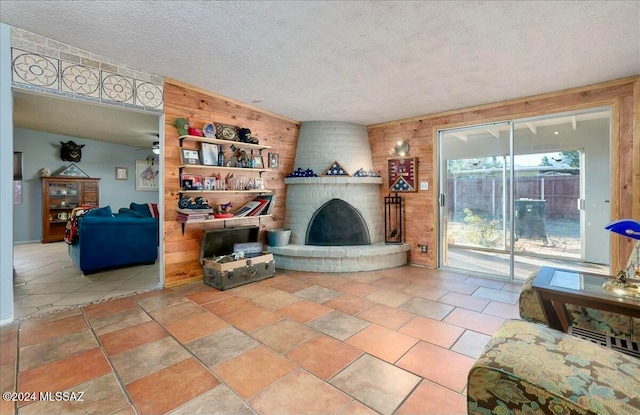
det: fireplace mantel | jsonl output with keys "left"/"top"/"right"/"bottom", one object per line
{"left": 284, "top": 177, "right": 383, "bottom": 185}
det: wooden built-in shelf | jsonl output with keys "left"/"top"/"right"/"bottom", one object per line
{"left": 179, "top": 165, "right": 271, "bottom": 173}
{"left": 179, "top": 135, "right": 272, "bottom": 150}
{"left": 179, "top": 189, "right": 272, "bottom": 195}
{"left": 177, "top": 214, "right": 273, "bottom": 234}
{"left": 177, "top": 134, "right": 274, "bottom": 234}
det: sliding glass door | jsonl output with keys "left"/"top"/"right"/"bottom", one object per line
{"left": 439, "top": 108, "right": 610, "bottom": 280}
{"left": 439, "top": 122, "right": 512, "bottom": 278}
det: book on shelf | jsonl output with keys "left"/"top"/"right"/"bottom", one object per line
{"left": 232, "top": 194, "right": 276, "bottom": 218}
{"left": 176, "top": 213, "right": 209, "bottom": 223}
{"left": 176, "top": 207, "right": 213, "bottom": 223}
{"left": 233, "top": 201, "right": 261, "bottom": 217}
{"left": 254, "top": 194, "right": 275, "bottom": 215}
{"left": 176, "top": 208, "right": 214, "bottom": 215}
{"left": 247, "top": 199, "right": 269, "bottom": 216}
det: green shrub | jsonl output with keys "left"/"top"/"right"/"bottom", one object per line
{"left": 463, "top": 208, "right": 500, "bottom": 247}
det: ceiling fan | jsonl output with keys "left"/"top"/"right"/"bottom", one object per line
{"left": 134, "top": 133, "right": 160, "bottom": 154}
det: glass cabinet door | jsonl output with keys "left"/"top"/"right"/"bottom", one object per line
{"left": 48, "top": 180, "right": 80, "bottom": 222}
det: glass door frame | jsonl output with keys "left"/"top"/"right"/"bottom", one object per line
{"left": 438, "top": 107, "right": 611, "bottom": 280}
{"left": 437, "top": 121, "right": 515, "bottom": 279}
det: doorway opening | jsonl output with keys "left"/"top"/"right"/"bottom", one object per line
{"left": 11, "top": 90, "right": 163, "bottom": 319}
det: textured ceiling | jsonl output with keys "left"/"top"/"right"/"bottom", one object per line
{"left": 12, "top": 91, "right": 160, "bottom": 148}
{"left": 1, "top": 1, "right": 639, "bottom": 128}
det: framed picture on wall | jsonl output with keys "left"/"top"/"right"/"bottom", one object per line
{"left": 135, "top": 160, "right": 159, "bottom": 191}
{"left": 387, "top": 157, "right": 417, "bottom": 192}
{"left": 115, "top": 167, "right": 128, "bottom": 180}
{"left": 180, "top": 173, "right": 203, "bottom": 190}
{"left": 268, "top": 153, "right": 279, "bottom": 168}
{"left": 180, "top": 148, "right": 201, "bottom": 165}
{"left": 201, "top": 142, "right": 219, "bottom": 166}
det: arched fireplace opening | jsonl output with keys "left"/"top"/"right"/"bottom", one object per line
{"left": 306, "top": 199, "right": 370, "bottom": 246}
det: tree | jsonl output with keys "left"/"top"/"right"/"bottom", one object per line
{"left": 560, "top": 151, "right": 580, "bottom": 167}
{"left": 540, "top": 156, "right": 552, "bottom": 166}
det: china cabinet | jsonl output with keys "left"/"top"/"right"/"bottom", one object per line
{"left": 41, "top": 177, "right": 100, "bottom": 243}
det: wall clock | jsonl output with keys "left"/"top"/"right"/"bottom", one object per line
{"left": 387, "top": 157, "right": 417, "bottom": 192}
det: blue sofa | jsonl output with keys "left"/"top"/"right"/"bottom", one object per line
{"left": 68, "top": 204, "right": 159, "bottom": 274}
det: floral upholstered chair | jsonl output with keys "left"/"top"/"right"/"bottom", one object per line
{"left": 518, "top": 240, "right": 640, "bottom": 342}
{"left": 467, "top": 319, "right": 640, "bottom": 415}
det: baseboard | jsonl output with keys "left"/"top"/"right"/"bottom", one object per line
{"left": 165, "top": 275, "right": 203, "bottom": 288}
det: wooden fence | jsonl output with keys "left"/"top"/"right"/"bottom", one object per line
{"left": 447, "top": 175, "right": 579, "bottom": 220}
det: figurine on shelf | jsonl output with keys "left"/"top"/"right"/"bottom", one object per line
{"left": 213, "top": 172, "right": 224, "bottom": 190}
{"left": 195, "top": 197, "right": 209, "bottom": 209}
{"left": 213, "top": 202, "right": 234, "bottom": 219}
{"left": 602, "top": 269, "right": 640, "bottom": 298}
{"left": 178, "top": 197, "right": 210, "bottom": 210}
{"left": 226, "top": 173, "right": 235, "bottom": 190}
{"left": 218, "top": 202, "right": 233, "bottom": 214}
{"left": 227, "top": 145, "right": 251, "bottom": 168}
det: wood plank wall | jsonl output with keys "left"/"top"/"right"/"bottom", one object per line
{"left": 368, "top": 76, "right": 640, "bottom": 271}
{"left": 163, "top": 79, "right": 300, "bottom": 287}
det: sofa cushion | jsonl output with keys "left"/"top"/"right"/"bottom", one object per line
{"left": 147, "top": 202, "right": 159, "bottom": 218}
{"left": 468, "top": 319, "right": 640, "bottom": 415}
{"left": 130, "top": 202, "right": 152, "bottom": 217}
{"left": 84, "top": 205, "right": 112, "bottom": 217}
{"left": 129, "top": 202, "right": 159, "bottom": 218}
{"left": 117, "top": 208, "right": 146, "bottom": 218}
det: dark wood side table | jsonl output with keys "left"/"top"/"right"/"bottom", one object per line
{"left": 532, "top": 266, "right": 640, "bottom": 332}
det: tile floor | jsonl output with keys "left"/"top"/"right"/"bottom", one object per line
{"left": 2, "top": 259, "right": 523, "bottom": 415}
{"left": 13, "top": 242, "right": 160, "bottom": 319}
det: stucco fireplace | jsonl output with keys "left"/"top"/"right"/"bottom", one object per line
{"left": 268, "top": 121, "right": 410, "bottom": 272}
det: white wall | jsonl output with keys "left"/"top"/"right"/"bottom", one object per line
{"left": 13, "top": 128, "right": 160, "bottom": 243}
{"left": 1, "top": 23, "right": 15, "bottom": 324}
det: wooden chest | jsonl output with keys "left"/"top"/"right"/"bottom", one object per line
{"left": 200, "top": 226, "right": 275, "bottom": 290}
{"left": 202, "top": 253, "right": 275, "bottom": 290}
